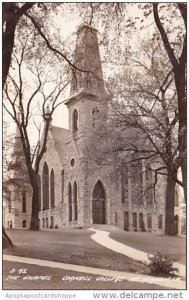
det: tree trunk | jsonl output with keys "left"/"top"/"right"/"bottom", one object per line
{"left": 2, "top": 19, "right": 17, "bottom": 89}
{"left": 164, "top": 175, "right": 176, "bottom": 235}
{"left": 30, "top": 183, "right": 39, "bottom": 230}
{"left": 3, "top": 226, "right": 14, "bottom": 248}
{"left": 175, "top": 67, "right": 187, "bottom": 203}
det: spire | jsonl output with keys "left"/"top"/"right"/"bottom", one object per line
{"left": 70, "top": 25, "right": 105, "bottom": 95}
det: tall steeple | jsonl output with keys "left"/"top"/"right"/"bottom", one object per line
{"left": 65, "top": 25, "right": 110, "bottom": 133}
{"left": 70, "top": 25, "right": 105, "bottom": 95}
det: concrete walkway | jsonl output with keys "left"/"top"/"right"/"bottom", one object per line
{"left": 89, "top": 228, "right": 186, "bottom": 278}
{"left": 3, "top": 254, "right": 185, "bottom": 289}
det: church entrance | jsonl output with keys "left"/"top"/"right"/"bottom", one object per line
{"left": 92, "top": 180, "right": 106, "bottom": 224}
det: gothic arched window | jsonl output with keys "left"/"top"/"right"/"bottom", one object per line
{"left": 73, "top": 181, "right": 78, "bottom": 221}
{"left": 68, "top": 183, "right": 72, "bottom": 221}
{"left": 73, "top": 109, "right": 78, "bottom": 132}
{"left": 22, "top": 191, "right": 26, "bottom": 213}
{"left": 50, "top": 169, "right": 55, "bottom": 209}
{"left": 42, "top": 162, "right": 49, "bottom": 210}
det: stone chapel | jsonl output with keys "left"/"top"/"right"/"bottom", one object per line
{"left": 5, "top": 25, "right": 185, "bottom": 234}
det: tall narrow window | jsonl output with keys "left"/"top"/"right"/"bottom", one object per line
{"left": 124, "top": 212, "right": 129, "bottom": 230}
{"left": 147, "top": 214, "right": 152, "bottom": 229}
{"left": 22, "top": 191, "right": 26, "bottom": 213}
{"left": 50, "top": 216, "right": 54, "bottom": 229}
{"left": 42, "top": 162, "right": 49, "bottom": 210}
{"left": 46, "top": 217, "right": 49, "bottom": 229}
{"left": 73, "top": 109, "right": 78, "bottom": 132}
{"left": 50, "top": 169, "right": 55, "bottom": 208}
{"left": 73, "top": 181, "right": 78, "bottom": 221}
{"left": 68, "top": 183, "right": 72, "bottom": 221}
{"left": 37, "top": 175, "right": 41, "bottom": 211}
{"left": 133, "top": 213, "right": 137, "bottom": 228}
{"left": 131, "top": 158, "right": 143, "bottom": 205}
{"left": 61, "top": 170, "right": 64, "bottom": 202}
{"left": 139, "top": 213, "right": 143, "bottom": 229}
{"left": 158, "top": 214, "right": 163, "bottom": 229}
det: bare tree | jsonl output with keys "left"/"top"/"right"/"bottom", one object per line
{"left": 3, "top": 30, "right": 70, "bottom": 231}
{"left": 152, "top": 3, "right": 187, "bottom": 202}
{"left": 3, "top": 2, "right": 89, "bottom": 90}
{"left": 86, "top": 38, "right": 181, "bottom": 235}
{"left": 80, "top": 2, "right": 186, "bottom": 203}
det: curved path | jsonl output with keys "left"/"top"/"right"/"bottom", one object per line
{"left": 89, "top": 228, "right": 186, "bottom": 278}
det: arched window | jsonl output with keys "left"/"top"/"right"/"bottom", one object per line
{"left": 42, "top": 162, "right": 49, "bottom": 210}
{"left": 50, "top": 169, "right": 55, "bottom": 209}
{"left": 133, "top": 213, "right": 137, "bottom": 228}
{"left": 37, "top": 175, "right": 41, "bottom": 211}
{"left": 73, "top": 181, "right": 78, "bottom": 221}
{"left": 73, "top": 109, "right": 78, "bottom": 132}
{"left": 22, "top": 191, "right": 26, "bottom": 213}
{"left": 68, "top": 183, "right": 72, "bottom": 221}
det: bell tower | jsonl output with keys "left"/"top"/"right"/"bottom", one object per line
{"left": 65, "top": 25, "right": 109, "bottom": 136}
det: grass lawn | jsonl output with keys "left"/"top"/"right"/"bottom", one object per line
{"left": 3, "top": 261, "right": 167, "bottom": 290}
{"left": 4, "top": 229, "right": 150, "bottom": 275}
{"left": 109, "top": 231, "right": 186, "bottom": 264}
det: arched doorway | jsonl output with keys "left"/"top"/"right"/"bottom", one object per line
{"left": 92, "top": 180, "right": 106, "bottom": 224}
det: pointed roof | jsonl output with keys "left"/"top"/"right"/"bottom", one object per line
{"left": 70, "top": 25, "right": 105, "bottom": 96}
{"left": 50, "top": 126, "right": 69, "bottom": 165}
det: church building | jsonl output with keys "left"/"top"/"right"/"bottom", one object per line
{"left": 4, "top": 25, "right": 170, "bottom": 233}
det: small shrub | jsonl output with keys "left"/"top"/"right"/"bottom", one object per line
{"left": 148, "top": 251, "right": 179, "bottom": 276}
